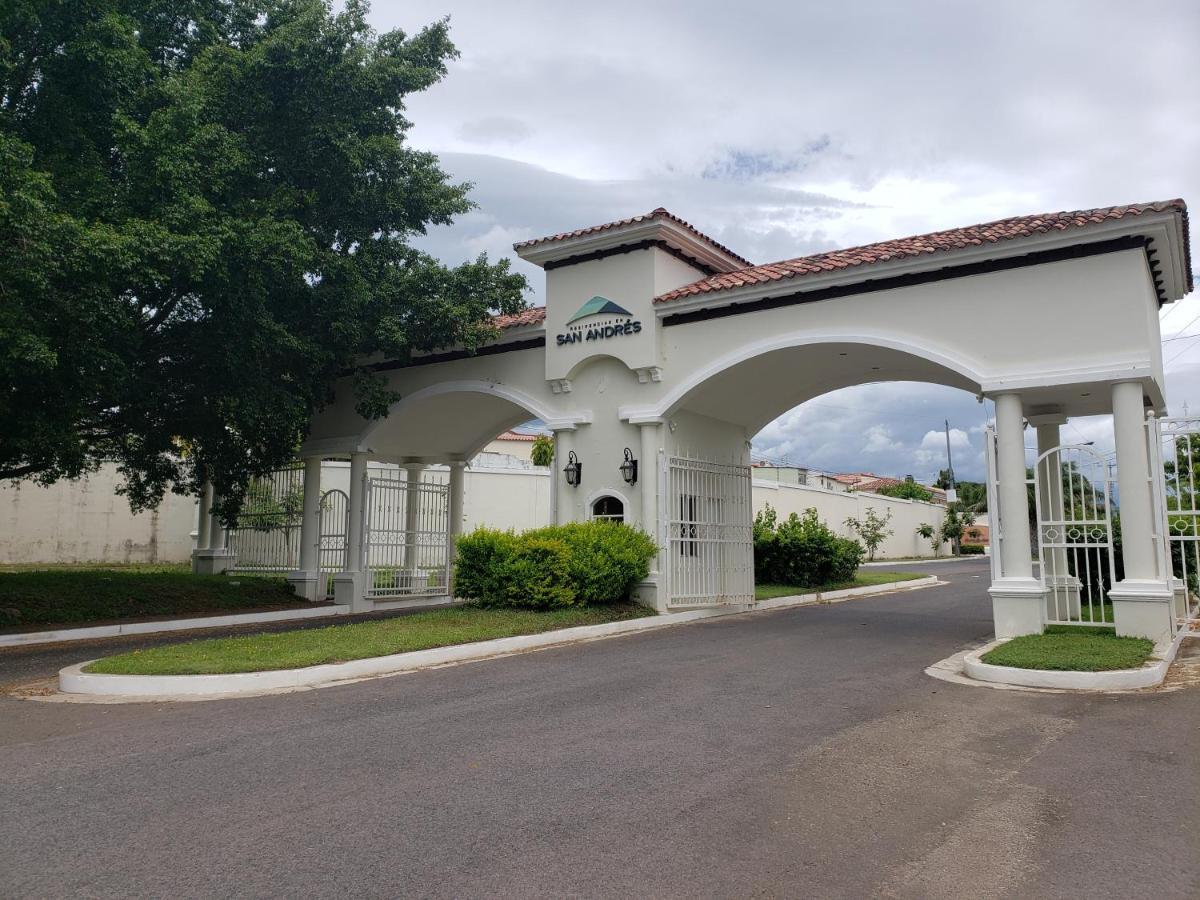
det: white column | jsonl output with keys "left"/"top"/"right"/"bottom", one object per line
{"left": 333, "top": 451, "right": 370, "bottom": 611}
{"left": 403, "top": 464, "right": 424, "bottom": 571}
{"left": 194, "top": 488, "right": 235, "bottom": 575}
{"left": 197, "top": 482, "right": 213, "bottom": 548}
{"left": 1033, "top": 418, "right": 1079, "bottom": 619}
{"left": 448, "top": 462, "right": 466, "bottom": 546}
{"left": 286, "top": 457, "right": 323, "bottom": 601}
{"left": 633, "top": 420, "right": 667, "bottom": 613}
{"left": 555, "top": 428, "right": 577, "bottom": 524}
{"left": 987, "top": 393, "right": 1044, "bottom": 637}
{"left": 638, "top": 422, "right": 659, "bottom": 543}
{"left": 447, "top": 462, "right": 466, "bottom": 597}
{"left": 1109, "top": 381, "right": 1173, "bottom": 642}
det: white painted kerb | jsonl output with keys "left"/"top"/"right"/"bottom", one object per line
{"left": 58, "top": 576, "right": 938, "bottom": 700}
{"left": 959, "top": 629, "right": 1188, "bottom": 691}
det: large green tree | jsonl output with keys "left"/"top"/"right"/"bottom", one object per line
{"left": 0, "top": 0, "right": 525, "bottom": 519}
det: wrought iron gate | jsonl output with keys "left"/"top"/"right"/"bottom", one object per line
{"left": 1152, "top": 415, "right": 1200, "bottom": 624}
{"left": 362, "top": 475, "right": 451, "bottom": 599}
{"left": 661, "top": 454, "right": 754, "bottom": 607}
{"left": 317, "top": 488, "right": 348, "bottom": 598}
{"left": 227, "top": 466, "right": 304, "bottom": 573}
{"left": 1031, "top": 444, "right": 1116, "bottom": 626}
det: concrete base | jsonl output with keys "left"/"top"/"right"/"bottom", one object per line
{"left": 988, "top": 577, "right": 1046, "bottom": 638}
{"left": 286, "top": 570, "right": 322, "bottom": 602}
{"left": 1109, "top": 578, "right": 1175, "bottom": 644}
{"left": 332, "top": 570, "right": 370, "bottom": 613}
{"left": 1170, "top": 577, "right": 1190, "bottom": 621}
{"left": 631, "top": 576, "right": 663, "bottom": 613}
{"left": 192, "top": 549, "right": 235, "bottom": 575}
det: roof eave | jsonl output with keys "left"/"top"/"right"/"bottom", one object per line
{"left": 515, "top": 218, "right": 748, "bottom": 274}
{"left": 655, "top": 209, "right": 1191, "bottom": 314}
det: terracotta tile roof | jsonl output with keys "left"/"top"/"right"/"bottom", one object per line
{"left": 492, "top": 307, "right": 546, "bottom": 330}
{"left": 656, "top": 199, "right": 1191, "bottom": 304}
{"left": 493, "top": 430, "right": 548, "bottom": 442}
{"left": 514, "top": 208, "right": 753, "bottom": 267}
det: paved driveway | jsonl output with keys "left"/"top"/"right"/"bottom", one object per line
{"left": 1, "top": 558, "right": 1197, "bottom": 899}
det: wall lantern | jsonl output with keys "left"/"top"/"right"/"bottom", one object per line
{"left": 564, "top": 451, "right": 582, "bottom": 487}
{"left": 619, "top": 447, "right": 638, "bottom": 485}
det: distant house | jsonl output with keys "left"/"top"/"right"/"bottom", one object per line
{"left": 473, "top": 429, "right": 551, "bottom": 468}
{"left": 838, "top": 473, "right": 947, "bottom": 504}
{"left": 750, "top": 461, "right": 849, "bottom": 492}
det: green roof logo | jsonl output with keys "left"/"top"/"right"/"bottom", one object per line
{"left": 565, "top": 296, "right": 633, "bottom": 324}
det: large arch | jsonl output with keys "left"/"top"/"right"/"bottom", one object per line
{"left": 621, "top": 332, "right": 984, "bottom": 432}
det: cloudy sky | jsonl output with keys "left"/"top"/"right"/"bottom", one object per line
{"left": 372, "top": 0, "right": 1199, "bottom": 482}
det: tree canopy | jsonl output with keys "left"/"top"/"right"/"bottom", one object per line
{"left": 0, "top": 0, "right": 526, "bottom": 519}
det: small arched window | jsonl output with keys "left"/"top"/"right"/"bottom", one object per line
{"left": 591, "top": 495, "right": 625, "bottom": 523}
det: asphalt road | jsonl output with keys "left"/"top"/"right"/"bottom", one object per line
{"left": 2, "top": 558, "right": 1197, "bottom": 899}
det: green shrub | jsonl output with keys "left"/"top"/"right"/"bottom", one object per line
{"left": 959, "top": 543, "right": 986, "bottom": 555}
{"left": 453, "top": 521, "right": 658, "bottom": 609}
{"left": 453, "top": 528, "right": 519, "bottom": 603}
{"left": 753, "top": 506, "right": 864, "bottom": 586}
{"left": 528, "top": 521, "right": 658, "bottom": 604}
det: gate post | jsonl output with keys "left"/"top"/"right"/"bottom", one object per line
{"left": 286, "top": 456, "right": 323, "bottom": 601}
{"left": 631, "top": 420, "right": 664, "bottom": 612}
{"left": 448, "top": 461, "right": 466, "bottom": 583}
{"left": 1108, "top": 382, "right": 1173, "bottom": 643}
{"left": 193, "top": 487, "right": 236, "bottom": 575}
{"left": 191, "top": 481, "right": 213, "bottom": 573}
{"left": 333, "top": 452, "right": 371, "bottom": 612}
{"left": 987, "top": 393, "right": 1045, "bottom": 637}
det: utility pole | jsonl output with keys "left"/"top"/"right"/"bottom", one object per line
{"left": 944, "top": 419, "right": 956, "bottom": 501}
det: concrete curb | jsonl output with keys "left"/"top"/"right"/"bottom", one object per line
{"left": 57, "top": 576, "right": 939, "bottom": 701}
{"left": 932, "top": 628, "right": 1189, "bottom": 692}
{"left": 0, "top": 604, "right": 352, "bottom": 649}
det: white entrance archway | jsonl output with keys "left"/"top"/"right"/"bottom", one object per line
{"left": 288, "top": 201, "right": 1191, "bottom": 640}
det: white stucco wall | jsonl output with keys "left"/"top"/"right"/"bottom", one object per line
{"left": 0, "top": 466, "right": 198, "bottom": 565}
{"left": 0, "top": 463, "right": 951, "bottom": 565}
{"left": 752, "top": 480, "right": 951, "bottom": 559}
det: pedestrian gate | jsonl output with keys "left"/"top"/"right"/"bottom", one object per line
{"left": 1153, "top": 415, "right": 1200, "bottom": 625}
{"left": 227, "top": 466, "right": 305, "bottom": 574}
{"left": 362, "top": 475, "right": 452, "bottom": 599}
{"left": 661, "top": 454, "right": 754, "bottom": 607}
{"left": 317, "top": 488, "right": 349, "bottom": 598}
{"left": 1030, "top": 444, "right": 1116, "bottom": 626}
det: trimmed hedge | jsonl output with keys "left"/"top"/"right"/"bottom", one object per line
{"left": 455, "top": 521, "right": 658, "bottom": 609}
{"left": 959, "top": 543, "right": 986, "bottom": 555}
{"left": 753, "top": 506, "right": 864, "bottom": 586}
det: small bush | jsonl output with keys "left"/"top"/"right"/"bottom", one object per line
{"left": 753, "top": 506, "right": 864, "bottom": 586}
{"left": 454, "top": 521, "right": 658, "bottom": 609}
{"left": 959, "top": 543, "right": 986, "bottom": 555}
{"left": 528, "top": 521, "right": 658, "bottom": 604}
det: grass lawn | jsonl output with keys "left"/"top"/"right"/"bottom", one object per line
{"left": 981, "top": 625, "right": 1154, "bottom": 672}
{"left": 754, "top": 570, "right": 927, "bottom": 601}
{"left": 0, "top": 565, "right": 303, "bottom": 631}
{"left": 84, "top": 602, "right": 655, "bottom": 675}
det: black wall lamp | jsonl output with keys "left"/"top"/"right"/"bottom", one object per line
{"left": 619, "top": 447, "right": 638, "bottom": 485}
{"left": 564, "top": 451, "right": 582, "bottom": 487}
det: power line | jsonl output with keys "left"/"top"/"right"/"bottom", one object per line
{"left": 1163, "top": 333, "right": 1200, "bottom": 367}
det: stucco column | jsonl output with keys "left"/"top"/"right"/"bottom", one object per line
{"left": 1032, "top": 417, "right": 1079, "bottom": 619}
{"left": 333, "top": 451, "right": 370, "bottom": 611}
{"left": 193, "top": 489, "right": 235, "bottom": 575}
{"left": 1109, "top": 381, "right": 1173, "bottom": 643}
{"left": 286, "top": 456, "right": 323, "bottom": 601}
{"left": 987, "top": 393, "right": 1044, "bottom": 637}
{"left": 632, "top": 420, "right": 666, "bottom": 613}
{"left": 447, "top": 461, "right": 466, "bottom": 594}
{"left": 196, "top": 482, "right": 213, "bottom": 549}
{"left": 403, "top": 464, "right": 424, "bottom": 572}
{"left": 555, "top": 427, "right": 577, "bottom": 524}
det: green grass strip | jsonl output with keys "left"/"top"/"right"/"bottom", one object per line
{"left": 84, "top": 603, "right": 655, "bottom": 676}
{"left": 0, "top": 568, "right": 298, "bottom": 629}
{"left": 754, "top": 570, "right": 926, "bottom": 601}
{"left": 981, "top": 630, "right": 1154, "bottom": 672}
